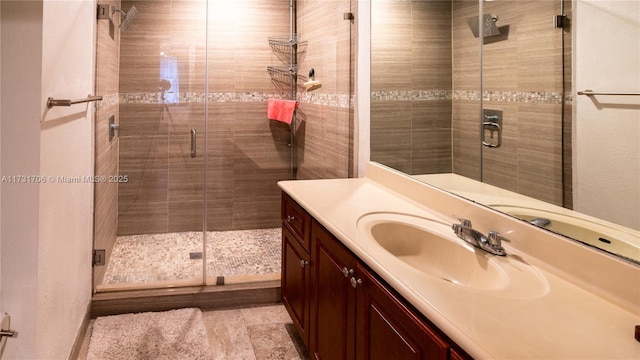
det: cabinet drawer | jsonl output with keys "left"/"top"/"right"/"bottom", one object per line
{"left": 281, "top": 192, "right": 311, "bottom": 252}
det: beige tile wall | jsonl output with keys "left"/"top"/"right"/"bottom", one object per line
{"left": 295, "top": 0, "right": 354, "bottom": 180}
{"left": 372, "top": 0, "right": 571, "bottom": 208}
{"left": 371, "top": 0, "right": 453, "bottom": 175}
{"left": 94, "top": 0, "right": 122, "bottom": 286}
{"left": 453, "top": 0, "right": 569, "bottom": 206}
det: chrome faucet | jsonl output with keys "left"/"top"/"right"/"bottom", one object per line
{"left": 452, "top": 218, "right": 511, "bottom": 256}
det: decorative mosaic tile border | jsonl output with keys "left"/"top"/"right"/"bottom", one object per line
{"left": 96, "top": 93, "right": 119, "bottom": 110}
{"left": 350, "top": 90, "right": 571, "bottom": 106}
{"left": 103, "top": 92, "right": 352, "bottom": 109}
{"left": 102, "top": 90, "right": 570, "bottom": 109}
{"left": 297, "top": 92, "right": 351, "bottom": 108}
{"left": 371, "top": 90, "right": 452, "bottom": 101}
{"left": 457, "top": 90, "right": 570, "bottom": 105}
{"left": 372, "top": 90, "right": 572, "bottom": 105}
{"left": 119, "top": 92, "right": 280, "bottom": 104}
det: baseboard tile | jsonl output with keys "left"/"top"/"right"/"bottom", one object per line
{"left": 68, "top": 303, "right": 91, "bottom": 360}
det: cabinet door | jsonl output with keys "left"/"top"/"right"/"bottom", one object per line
{"left": 355, "top": 263, "right": 451, "bottom": 360}
{"left": 282, "top": 192, "right": 312, "bottom": 252}
{"left": 281, "top": 226, "right": 311, "bottom": 348}
{"left": 311, "top": 221, "right": 357, "bottom": 360}
{"left": 450, "top": 348, "right": 473, "bottom": 360}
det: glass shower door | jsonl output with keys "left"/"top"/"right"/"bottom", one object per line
{"left": 203, "top": 0, "right": 292, "bottom": 286}
{"left": 202, "top": 0, "right": 355, "bottom": 286}
{"left": 93, "top": 0, "right": 208, "bottom": 292}
{"left": 479, "top": 0, "right": 568, "bottom": 207}
{"left": 94, "top": 0, "right": 353, "bottom": 291}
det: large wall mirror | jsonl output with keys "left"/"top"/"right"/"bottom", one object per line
{"left": 370, "top": 0, "right": 640, "bottom": 264}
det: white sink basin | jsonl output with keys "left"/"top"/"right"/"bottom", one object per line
{"left": 356, "top": 212, "right": 549, "bottom": 298}
{"left": 369, "top": 220, "right": 508, "bottom": 291}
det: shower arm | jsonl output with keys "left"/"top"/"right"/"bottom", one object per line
{"left": 112, "top": 7, "right": 126, "bottom": 16}
{"left": 97, "top": 5, "right": 125, "bottom": 19}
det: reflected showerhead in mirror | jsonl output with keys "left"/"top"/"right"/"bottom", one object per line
{"left": 112, "top": 5, "right": 138, "bottom": 32}
{"left": 466, "top": 14, "right": 500, "bottom": 38}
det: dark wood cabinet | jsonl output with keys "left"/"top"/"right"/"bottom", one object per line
{"left": 282, "top": 225, "right": 311, "bottom": 347}
{"left": 282, "top": 192, "right": 311, "bottom": 252}
{"left": 311, "top": 220, "right": 357, "bottom": 360}
{"left": 450, "top": 348, "right": 471, "bottom": 360}
{"left": 281, "top": 194, "right": 312, "bottom": 347}
{"left": 281, "top": 193, "right": 472, "bottom": 360}
{"left": 355, "top": 262, "right": 450, "bottom": 360}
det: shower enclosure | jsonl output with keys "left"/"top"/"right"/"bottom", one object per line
{"left": 93, "top": 0, "right": 354, "bottom": 292}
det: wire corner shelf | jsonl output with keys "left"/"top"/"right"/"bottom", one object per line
{"left": 267, "top": 66, "right": 301, "bottom": 84}
{"left": 268, "top": 33, "right": 302, "bottom": 52}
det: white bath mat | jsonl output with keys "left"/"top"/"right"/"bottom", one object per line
{"left": 86, "top": 308, "right": 212, "bottom": 360}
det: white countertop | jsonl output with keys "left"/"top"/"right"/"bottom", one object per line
{"left": 279, "top": 163, "right": 640, "bottom": 359}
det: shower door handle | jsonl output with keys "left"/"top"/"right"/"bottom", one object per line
{"left": 190, "top": 129, "right": 197, "bottom": 158}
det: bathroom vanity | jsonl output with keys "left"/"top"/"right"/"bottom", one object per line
{"left": 279, "top": 162, "right": 640, "bottom": 359}
{"left": 282, "top": 192, "right": 469, "bottom": 359}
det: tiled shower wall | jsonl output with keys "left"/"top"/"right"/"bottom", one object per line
{"left": 296, "top": 0, "right": 354, "bottom": 179}
{"left": 96, "top": 0, "right": 355, "bottom": 236}
{"left": 116, "top": 0, "right": 293, "bottom": 235}
{"left": 94, "top": 0, "right": 121, "bottom": 285}
{"left": 452, "top": 0, "right": 571, "bottom": 206}
{"left": 371, "top": 0, "right": 453, "bottom": 175}
{"left": 371, "top": 0, "right": 572, "bottom": 207}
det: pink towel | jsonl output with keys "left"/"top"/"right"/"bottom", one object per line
{"left": 267, "top": 99, "right": 298, "bottom": 125}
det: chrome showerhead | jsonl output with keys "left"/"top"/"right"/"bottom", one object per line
{"left": 112, "top": 5, "right": 138, "bottom": 32}
{"left": 466, "top": 14, "right": 500, "bottom": 38}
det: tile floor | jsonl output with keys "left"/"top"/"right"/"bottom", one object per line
{"left": 100, "top": 228, "right": 282, "bottom": 288}
{"left": 78, "top": 304, "right": 310, "bottom": 360}
{"left": 204, "top": 305, "right": 309, "bottom": 360}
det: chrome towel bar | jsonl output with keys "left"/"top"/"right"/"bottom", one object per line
{"left": 577, "top": 90, "right": 640, "bottom": 96}
{"left": 47, "top": 95, "right": 103, "bottom": 108}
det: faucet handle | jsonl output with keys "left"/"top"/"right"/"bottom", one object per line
{"left": 456, "top": 217, "right": 473, "bottom": 228}
{"left": 487, "top": 231, "right": 511, "bottom": 256}
{"left": 488, "top": 231, "right": 511, "bottom": 246}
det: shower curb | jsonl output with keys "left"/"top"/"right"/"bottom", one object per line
{"left": 90, "top": 280, "right": 281, "bottom": 318}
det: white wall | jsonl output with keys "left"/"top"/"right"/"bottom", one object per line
{"left": 37, "top": 0, "right": 95, "bottom": 357}
{"left": 1, "top": 2, "right": 43, "bottom": 358}
{"left": 574, "top": 0, "right": 640, "bottom": 230}
{"left": 0, "top": 0, "right": 3, "bottom": 320}
{"left": 1, "top": 0, "right": 95, "bottom": 358}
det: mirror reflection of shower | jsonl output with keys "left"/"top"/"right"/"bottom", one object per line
{"left": 159, "top": 55, "right": 179, "bottom": 103}
{"left": 159, "top": 79, "right": 172, "bottom": 102}
{"left": 466, "top": 13, "right": 500, "bottom": 38}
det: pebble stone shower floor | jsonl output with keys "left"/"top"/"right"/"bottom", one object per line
{"left": 100, "top": 228, "right": 282, "bottom": 287}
